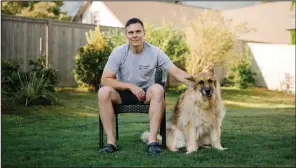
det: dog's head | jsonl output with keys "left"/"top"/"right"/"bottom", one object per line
{"left": 186, "top": 64, "right": 218, "bottom": 101}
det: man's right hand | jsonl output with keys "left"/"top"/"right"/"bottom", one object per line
{"left": 129, "top": 85, "right": 146, "bottom": 101}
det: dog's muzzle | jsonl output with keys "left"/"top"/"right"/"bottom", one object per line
{"left": 200, "top": 87, "right": 213, "bottom": 97}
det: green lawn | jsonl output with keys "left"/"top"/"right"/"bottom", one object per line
{"left": 2, "top": 87, "right": 295, "bottom": 167}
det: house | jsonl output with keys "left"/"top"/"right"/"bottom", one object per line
{"left": 72, "top": 1, "right": 205, "bottom": 28}
{"left": 221, "top": 1, "right": 295, "bottom": 92}
{"left": 222, "top": 1, "right": 295, "bottom": 44}
{"left": 73, "top": 1, "right": 294, "bottom": 45}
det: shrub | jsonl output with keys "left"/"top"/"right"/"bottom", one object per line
{"left": 1, "top": 56, "right": 59, "bottom": 107}
{"left": 145, "top": 23, "right": 189, "bottom": 69}
{"left": 222, "top": 75, "right": 235, "bottom": 87}
{"left": 1, "top": 59, "right": 23, "bottom": 94}
{"left": 1, "top": 59, "right": 23, "bottom": 108}
{"left": 280, "top": 72, "right": 294, "bottom": 93}
{"left": 73, "top": 26, "right": 111, "bottom": 90}
{"left": 223, "top": 46, "right": 256, "bottom": 89}
{"left": 184, "top": 9, "right": 251, "bottom": 74}
{"left": 103, "top": 28, "right": 126, "bottom": 49}
{"left": 9, "top": 71, "right": 58, "bottom": 106}
{"left": 231, "top": 61, "right": 256, "bottom": 89}
{"left": 29, "top": 55, "right": 58, "bottom": 92}
{"left": 290, "top": 30, "right": 295, "bottom": 45}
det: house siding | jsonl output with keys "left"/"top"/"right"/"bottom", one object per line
{"left": 81, "top": 1, "right": 123, "bottom": 27}
{"left": 222, "top": 1, "right": 293, "bottom": 44}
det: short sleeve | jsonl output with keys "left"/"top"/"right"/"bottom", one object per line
{"left": 157, "top": 49, "right": 173, "bottom": 72}
{"left": 104, "top": 49, "right": 121, "bottom": 73}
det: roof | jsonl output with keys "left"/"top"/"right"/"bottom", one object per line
{"left": 72, "top": 1, "right": 294, "bottom": 44}
{"left": 72, "top": 1, "right": 91, "bottom": 21}
{"left": 222, "top": 1, "right": 294, "bottom": 44}
{"left": 103, "top": 1, "right": 205, "bottom": 28}
{"left": 72, "top": 1, "right": 205, "bottom": 28}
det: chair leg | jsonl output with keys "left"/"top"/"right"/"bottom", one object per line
{"left": 115, "top": 113, "right": 119, "bottom": 141}
{"left": 160, "top": 109, "right": 166, "bottom": 149}
{"left": 99, "top": 116, "right": 104, "bottom": 149}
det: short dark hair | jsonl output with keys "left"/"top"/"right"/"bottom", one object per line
{"left": 125, "top": 18, "right": 144, "bottom": 29}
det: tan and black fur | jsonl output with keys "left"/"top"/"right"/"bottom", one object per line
{"left": 140, "top": 65, "right": 227, "bottom": 154}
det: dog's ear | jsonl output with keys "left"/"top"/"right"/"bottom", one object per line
{"left": 207, "top": 64, "right": 217, "bottom": 79}
{"left": 207, "top": 64, "right": 215, "bottom": 74}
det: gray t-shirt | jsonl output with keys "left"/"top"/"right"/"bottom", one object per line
{"left": 104, "top": 42, "right": 173, "bottom": 88}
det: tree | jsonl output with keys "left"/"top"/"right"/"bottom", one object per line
{"left": 184, "top": 9, "right": 251, "bottom": 75}
{"left": 1, "top": 2, "right": 29, "bottom": 15}
{"left": 1, "top": 1, "right": 71, "bottom": 21}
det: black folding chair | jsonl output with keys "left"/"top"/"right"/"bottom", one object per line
{"left": 98, "top": 68, "right": 166, "bottom": 149}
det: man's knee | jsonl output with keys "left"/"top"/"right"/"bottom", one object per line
{"left": 149, "top": 84, "right": 164, "bottom": 101}
{"left": 98, "top": 86, "right": 113, "bottom": 101}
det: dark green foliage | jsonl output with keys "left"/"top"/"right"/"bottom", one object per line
{"left": 223, "top": 60, "right": 256, "bottom": 89}
{"left": 290, "top": 29, "right": 295, "bottom": 45}
{"left": 1, "top": 56, "right": 59, "bottom": 107}
{"left": 223, "top": 45, "right": 256, "bottom": 89}
{"left": 1, "top": 59, "right": 23, "bottom": 107}
{"left": 73, "top": 44, "right": 111, "bottom": 89}
{"left": 1, "top": 1, "right": 70, "bottom": 21}
{"left": 1, "top": 59, "right": 22, "bottom": 92}
{"left": 9, "top": 71, "right": 59, "bottom": 106}
{"left": 103, "top": 28, "right": 126, "bottom": 49}
{"left": 145, "top": 24, "right": 189, "bottom": 69}
{"left": 29, "top": 55, "right": 58, "bottom": 92}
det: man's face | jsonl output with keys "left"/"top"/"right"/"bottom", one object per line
{"left": 125, "top": 23, "right": 145, "bottom": 47}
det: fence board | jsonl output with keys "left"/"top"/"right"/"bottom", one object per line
{"left": 1, "top": 17, "right": 47, "bottom": 72}
{"left": 1, "top": 15, "right": 109, "bottom": 87}
{"left": 49, "top": 21, "right": 97, "bottom": 86}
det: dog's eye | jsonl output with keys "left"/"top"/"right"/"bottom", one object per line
{"left": 208, "top": 79, "right": 213, "bottom": 83}
{"left": 198, "top": 80, "right": 204, "bottom": 85}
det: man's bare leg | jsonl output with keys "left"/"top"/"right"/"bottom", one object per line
{"left": 98, "top": 86, "right": 122, "bottom": 146}
{"left": 144, "top": 84, "right": 165, "bottom": 144}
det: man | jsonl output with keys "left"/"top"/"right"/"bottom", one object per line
{"left": 98, "top": 18, "right": 193, "bottom": 154}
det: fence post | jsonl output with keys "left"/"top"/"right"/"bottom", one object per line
{"left": 45, "top": 20, "right": 52, "bottom": 69}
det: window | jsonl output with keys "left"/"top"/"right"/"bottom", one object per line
{"left": 92, "top": 11, "right": 100, "bottom": 24}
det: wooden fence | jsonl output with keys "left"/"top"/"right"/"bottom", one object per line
{"left": 1, "top": 15, "right": 119, "bottom": 87}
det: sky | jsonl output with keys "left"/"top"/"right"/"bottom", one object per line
{"left": 61, "top": 1, "right": 262, "bottom": 17}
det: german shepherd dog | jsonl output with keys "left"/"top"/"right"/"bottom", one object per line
{"left": 141, "top": 65, "right": 227, "bottom": 154}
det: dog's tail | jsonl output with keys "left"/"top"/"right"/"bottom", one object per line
{"left": 140, "top": 131, "right": 162, "bottom": 144}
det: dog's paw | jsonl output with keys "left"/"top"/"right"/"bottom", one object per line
{"left": 186, "top": 150, "right": 197, "bottom": 154}
{"left": 171, "top": 148, "right": 178, "bottom": 152}
{"left": 214, "top": 146, "right": 227, "bottom": 151}
{"left": 202, "top": 145, "right": 212, "bottom": 149}
{"left": 167, "top": 146, "right": 179, "bottom": 152}
{"left": 186, "top": 146, "right": 198, "bottom": 154}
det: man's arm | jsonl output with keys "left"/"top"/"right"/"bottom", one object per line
{"left": 101, "top": 69, "right": 133, "bottom": 90}
{"left": 167, "top": 64, "right": 194, "bottom": 87}
{"left": 101, "top": 69, "right": 146, "bottom": 101}
{"left": 156, "top": 48, "right": 193, "bottom": 87}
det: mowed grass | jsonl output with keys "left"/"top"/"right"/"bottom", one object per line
{"left": 2, "top": 87, "right": 295, "bottom": 167}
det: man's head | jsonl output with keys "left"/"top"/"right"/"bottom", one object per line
{"left": 125, "top": 18, "right": 145, "bottom": 47}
